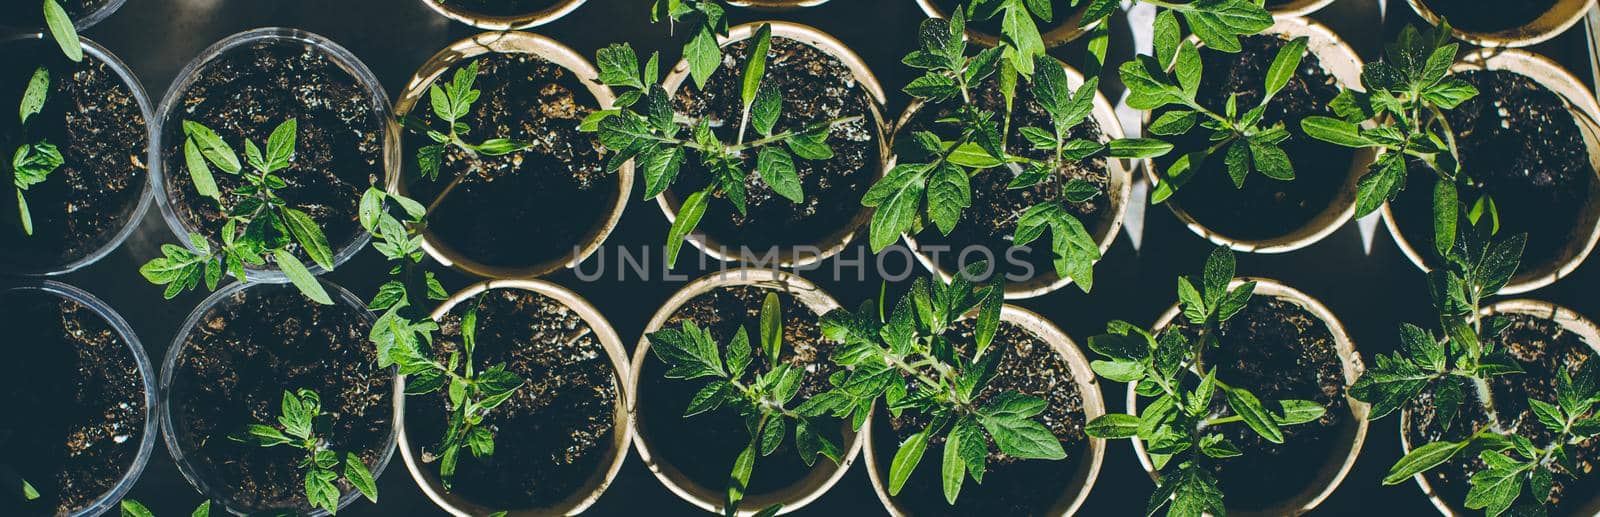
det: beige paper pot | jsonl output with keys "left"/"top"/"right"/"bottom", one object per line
{"left": 893, "top": 58, "right": 1132, "bottom": 300}
{"left": 1268, "top": 0, "right": 1336, "bottom": 17}
{"left": 1148, "top": 17, "right": 1375, "bottom": 254}
{"left": 657, "top": 21, "right": 889, "bottom": 268}
{"left": 727, "top": 0, "right": 831, "bottom": 9}
{"left": 1397, "top": 299, "right": 1600, "bottom": 516}
{"left": 1407, "top": 0, "right": 1595, "bottom": 48}
{"left": 1380, "top": 48, "right": 1600, "bottom": 296}
{"left": 1129, "top": 278, "right": 1369, "bottom": 516}
{"left": 420, "top": 0, "right": 586, "bottom": 30}
{"left": 396, "top": 279, "right": 632, "bottom": 516}
{"left": 862, "top": 305, "right": 1107, "bottom": 516}
{"left": 912, "top": 0, "right": 1099, "bottom": 49}
{"left": 629, "top": 268, "right": 863, "bottom": 515}
{"left": 392, "top": 31, "right": 632, "bottom": 279}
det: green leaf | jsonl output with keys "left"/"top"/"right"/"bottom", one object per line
{"left": 20, "top": 67, "right": 48, "bottom": 125}
{"left": 979, "top": 414, "right": 1066, "bottom": 459}
{"left": 1434, "top": 180, "right": 1458, "bottom": 257}
{"left": 926, "top": 163, "right": 972, "bottom": 235}
{"left": 751, "top": 83, "right": 781, "bottom": 137}
{"left": 756, "top": 146, "right": 802, "bottom": 203}
{"left": 1355, "top": 153, "right": 1406, "bottom": 218}
{"left": 43, "top": 0, "right": 81, "bottom": 62}
{"left": 1199, "top": 434, "right": 1242, "bottom": 458}
{"left": 1250, "top": 139, "right": 1294, "bottom": 181}
{"left": 183, "top": 138, "right": 220, "bottom": 201}
{"left": 742, "top": 24, "right": 773, "bottom": 111}
{"left": 1274, "top": 399, "right": 1326, "bottom": 425}
{"left": 264, "top": 118, "right": 297, "bottom": 172}
{"left": 1202, "top": 246, "right": 1234, "bottom": 305}
{"left": 1106, "top": 138, "right": 1174, "bottom": 159}
{"left": 182, "top": 121, "right": 242, "bottom": 174}
{"left": 1477, "top": 234, "right": 1526, "bottom": 297}
{"left": 231, "top": 423, "right": 293, "bottom": 447}
{"left": 191, "top": 501, "right": 210, "bottom": 517}
{"left": 1085, "top": 413, "right": 1140, "bottom": 438}
{"left": 941, "top": 423, "right": 965, "bottom": 504}
{"left": 1264, "top": 37, "right": 1309, "bottom": 100}
{"left": 759, "top": 292, "right": 783, "bottom": 362}
{"left": 867, "top": 165, "right": 925, "bottom": 252}
{"left": 121, "top": 500, "right": 155, "bottom": 517}
{"left": 1225, "top": 386, "right": 1284, "bottom": 443}
{"left": 644, "top": 146, "right": 685, "bottom": 198}
{"left": 1465, "top": 451, "right": 1529, "bottom": 516}
{"left": 760, "top": 417, "right": 786, "bottom": 456}
{"left": 726, "top": 325, "right": 751, "bottom": 376}
{"left": 344, "top": 453, "right": 378, "bottom": 503}
{"left": 1000, "top": 0, "right": 1044, "bottom": 76}
{"left": 305, "top": 468, "right": 340, "bottom": 513}
{"left": 888, "top": 431, "right": 928, "bottom": 495}
{"left": 648, "top": 322, "right": 726, "bottom": 380}
{"left": 1149, "top": 110, "right": 1197, "bottom": 136}
{"left": 1425, "top": 79, "right": 1478, "bottom": 109}
{"left": 1384, "top": 439, "right": 1468, "bottom": 485}
{"left": 281, "top": 208, "right": 334, "bottom": 270}
{"left": 686, "top": 26, "right": 721, "bottom": 90}
{"left": 666, "top": 189, "right": 710, "bottom": 268}
{"left": 273, "top": 249, "right": 332, "bottom": 305}
{"left": 596, "top": 43, "right": 643, "bottom": 89}
{"left": 1301, "top": 115, "right": 1372, "bottom": 148}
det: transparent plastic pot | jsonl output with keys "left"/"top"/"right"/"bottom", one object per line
{"left": 0, "top": 0, "right": 127, "bottom": 31}
{"left": 151, "top": 27, "right": 397, "bottom": 284}
{"left": 157, "top": 280, "right": 396, "bottom": 517}
{"left": 4, "top": 280, "right": 158, "bottom": 517}
{"left": 1, "top": 33, "right": 154, "bottom": 276}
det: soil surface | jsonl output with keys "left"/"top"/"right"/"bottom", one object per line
{"left": 1, "top": 0, "right": 110, "bottom": 27}
{"left": 638, "top": 285, "right": 845, "bottom": 499}
{"left": 668, "top": 36, "right": 879, "bottom": 253}
{"left": 0, "top": 289, "right": 144, "bottom": 517}
{"left": 1408, "top": 313, "right": 1600, "bottom": 514}
{"left": 162, "top": 41, "right": 382, "bottom": 270}
{"left": 1423, "top": 0, "right": 1556, "bottom": 34}
{"left": 1173, "top": 296, "right": 1347, "bottom": 511}
{"left": 1392, "top": 70, "right": 1592, "bottom": 277}
{"left": 901, "top": 76, "right": 1111, "bottom": 286}
{"left": 0, "top": 39, "right": 146, "bottom": 272}
{"left": 877, "top": 319, "right": 1087, "bottom": 516}
{"left": 405, "top": 53, "right": 614, "bottom": 270}
{"left": 406, "top": 288, "right": 619, "bottom": 510}
{"left": 168, "top": 284, "right": 390, "bottom": 514}
{"left": 1154, "top": 35, "right": 1354, "bottom": 242}
{"left": 435, "top": 0, "right": 563, "bottom": 18}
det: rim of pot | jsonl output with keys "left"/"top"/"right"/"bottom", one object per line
{"left": 912, "top": 0, "right": 1100, "bottom": 49}
{"left": 4, "top": 280, "right": 157, "bottom": 517}
{"left": 1379, "top": 48, "right": 1600, "bottom": 296}
{"left": 656, "top": 21, "right": 890, "bottom": 268}
{"left": 0, "top": 0, "right": 125, "bottom": 31}
{"left": 1127, "top": 277, "right": 1369, "bottom": 516}
{"left": 1398, "top": 298, "right": 1600, "bottom": 517}
{"left": 727, "top": 0, "right": 831, "bottom": 9}
{"left": 628, "top": 268, "right": 863, "bottom": 515}
{"left": 396, "top": 278, "right": 632, "bottom": 516}
{"left": 1406, "top": 0, "right": 1596, "bottom": 48}
{"left": 894, "top": 58, "right": 1132, "bottom": 300}
{"left": 152, "top": 27, "right": 396, "bottom": 284}
{"left": 157, "top": 279, "right": 395, "bottom": 517}
{"left": 420, "top": 0, "right": 587, "bottom": 31}
{"left": 391, "top": 31, "right": 631, "bottom": 280}
{"left": 860, "top": 304, "right": 1108, "bottom": 516}
{"left": 1268, "top": 0, "right": 1336, "bottom": 18}
{"left": 1, "top": 33, "right": 155, "bottom": 276}
{"left": 1145, "top": 16, "right": 1376, "bottom": 254}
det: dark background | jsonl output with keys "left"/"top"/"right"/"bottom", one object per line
{"left": 12, "top": 0, "right": 1600, "bottom": 515}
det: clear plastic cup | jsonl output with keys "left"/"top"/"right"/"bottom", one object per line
{"left": 3, "top": 280, "right": 158, "bottom": 517}
{"left": 151, "top": 27, "right": 397, "bottom": 284}
{"left": 1, "top": 33, "right": 155, "bottom": 276}
{"left": 0, "top": 0, "right": 128, "bottom": 31}
{"left": 157, "top": 279, "right": 397, "bottom": 517}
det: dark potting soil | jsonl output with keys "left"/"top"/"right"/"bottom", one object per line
{"left": 668, "top": 37, "right": 879, "bottom": 253}
{"left": 0, "top": 40, "right": 146, "bottom": 272}
{"left": 1173, "top": 296, "right": 1347, "bottom": 511}
{"left": 1392, "top": 70, "right": 1591, "bottom": 277}
{"left": 1408, "top": 314, "right": 1600, "bottom": 514}
{"left": 877, "top": 319, "right": 1087, "bottom": 516}
{"left": 0, "top": 0, "right": 109, "bottom": 27}
{"left": 1154, "top": 35, "right": 1354, "bottom": 241}
{"left": 169, "top": 284, "right": 390, "bottom": 513}
{"left": 900, "top": 76, "right": 1111, "bottom": 285}
{"left": 404, "top": 53, "right": 614, "bottom": 270}
{"left": 638, "top": 285, "right": 845, "bottom": 498}
{"left": 406, "top": 288, "right": 619, "bottom": 510}
{"left": 435, "top": 0, "right": 563, "bottom": 18}
{"left": 1423, "top": 0, "right": 1556, "bottom": 33}
{"left": 0, "top": 290, "right": 144, "bottom": 517}
{"left": 162, "top": 42, "right": 382, "bottom": 270}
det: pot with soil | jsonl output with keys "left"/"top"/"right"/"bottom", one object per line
{"left": 894, "top": 59, "right": 1132, "bottom": 299}
{"left": 1129, "top": 278, "right": 1368, "bottom": 515}
{"left": 393, "top": 31, "right": 629, "bottom": 279}
{"left": 0, "top": 0, "right": 123, "bottom": 32}
{"left": 398, "top": 279, "right": 631, "bottom": 516}
{"left": 1400, "top": 299, "right": 1600, "bottom": 516}
{"left": 658, "top": 21, "right": 887, "bottom": 268}
{"left": 1381, "top": 49, "right": 1600, "bottom": 295}
{"left": 0, "top": 281, "right": 155, "bottom": 517}
{"left": 1148, "top": 17, "right": 1374, "bottom": 253}
{"left": 152, "top": 28, "right": 395, "bottom": 283}
{"left": 420, "top": 0, "right": 586, "bottom": 31}
{"left": 0, "top": 33, "right": 152, "bottom": 275}
{"left": 158, "top": 280, "right": 395, "bottom": 515}
{"left": 861, "top": 304, "right": 1105, "bottom": 516}
{"left": 630, "top": 268, "right": 862, "bottom": 514}
{"left": 913, "top": 0, "right": 1097, "bottom": 49}
{"left": 1407, "top": 0, "right": 1595, "bottom": 48}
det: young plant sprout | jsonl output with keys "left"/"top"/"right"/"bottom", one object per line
{"left": 1349, "top": 218, "right": 1599, "bottom": 516}
{"left": 1082, "top": 246, "right": 1327, "bottom": 517}
{"left": 871, "top": 12, "right": 1171, "bottom": 291}
{"left": 1300, "top": 22, "right": 1484, "bottom": 254}
{"left": 807, "top": 263, "right": 1065, "bottom": 504}
{"left": 1, "top": 429, "right": 40, "bottom": 503}
{"left": 586, "top": 24, "right": 861, "bottom": 267}
{"left": 650, "top": 0, "right": 727, "bottom": 90}
{"left": 11, "top": 67, "right": 61, "bottom": 236}
{"left": 646, "top": 292, "right": 842, "bottom": 515}
{"left": 139, "top": 119, "right": 337, "bottom": 304}
{"left": 402, "top": 59, "right": 530, "bottom": 206}
{"left": 119, "top": 498, "right": 210, "bottom": 517}
{"left": 229, "top": 389, "right": 378, "bottom": 514}
{"left": 41, "top": 0, "right": 83, "bottom": 62}
{"left": 1124, "top": 15, "right": 1309, "bottom": 203}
